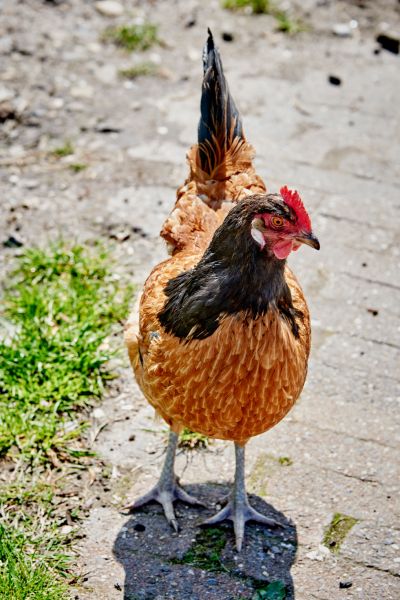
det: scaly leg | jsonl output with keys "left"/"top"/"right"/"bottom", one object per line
{"left": 124, "top": 430, "right": 205, "bottom": 531}
{"left": 202, "top": 443, "right": 280, "bottom": 551}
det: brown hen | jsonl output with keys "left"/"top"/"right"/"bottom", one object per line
{"left": 124, "top": 30, "right": 319, "bottom": 551}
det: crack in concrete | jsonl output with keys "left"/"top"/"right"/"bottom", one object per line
{"left": 348, "top": 334, "right": 400, "bottom": 351}
{"left": 289, "top": 418, "right": 399, "bottom": 451}
{"left": 311, "top": 464, "right": 382, "bottom": 486}
{"left": 320, "top": 212, "right": 395, "bottom": 232}
{"left": 341, "top": 272, "right": 400, "bottom": 292}
{"left": 319, "top": 359, "right": 400, "bottom": 386}
{"left": 344, "top": 557, "right": 400, "bottom": 580}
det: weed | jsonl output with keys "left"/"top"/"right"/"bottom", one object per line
{"left": 222, "top": 0, "right": 304, "bottom": 34}
{"left": 51, "top": 141, "right": 74, "bottom": 158}
{"left": 118, "top": 62, "right": 157, "bottom": 79}
{"left": 178, "top": 427, "right": 209, "bottom": 450}
{"left": 223, "top": 0, "right": 271, "bottom": 14}
{"left": 323, "top": 512, "right": 358, "bottom": 554}
{"left": 68, "top": 163, "right": 87, "bottom": 173}
{"left": 252, "top": 580, "right": 287, "bottom": 599}
{"left": 274, "top": 11, "right": 304, "bottom": 34}
{"left": 277, "top": 456, "right": 293, "bottom": 466}
{"left": 103, "top": 23, "right": 159, "bottom": 51}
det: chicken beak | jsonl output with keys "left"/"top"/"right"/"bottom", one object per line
{"left": 295, "top": 232, "right": 320, "bottom": 250}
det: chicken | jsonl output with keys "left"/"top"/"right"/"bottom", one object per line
{"left": 124, "top": 30, "right": 320, "bottom": 551}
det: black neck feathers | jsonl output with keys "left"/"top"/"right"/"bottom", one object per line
{"left": 158, "top": 198, "right": 302, "bottom": 340}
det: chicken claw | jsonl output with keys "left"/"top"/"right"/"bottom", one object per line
{"left": 202, "top": 493, "right": 280, "bottom": 552}
{"left": 123, "top": 430, "right": 205, "bottom": 530}
{"left": 202, "top": 443, "right": 282, "bottom": 551}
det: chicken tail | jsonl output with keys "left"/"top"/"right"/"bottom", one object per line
{"left": 197, "top": 29, "right": 245, "bottom": 177}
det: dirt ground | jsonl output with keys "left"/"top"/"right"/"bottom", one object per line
{"left": 1, "top": 0, "right": 400, "bottom": 599}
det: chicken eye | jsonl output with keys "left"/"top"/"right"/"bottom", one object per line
{"left": 271, "top": 216, "right": 284, "bottom": 229}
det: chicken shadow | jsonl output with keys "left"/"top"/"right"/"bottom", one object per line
{"left": 113, "top": 482, "right": 297, "bottom": 600}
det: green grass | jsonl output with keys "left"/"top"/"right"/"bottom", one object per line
{"left": 68, "top": 163, "right": 87, "bottom": 173}
{"left": 323, "top": 512, "right": 359, "bottom": 554}
{"left": 223, "top": 0, "right": 271, "bottom": 13}
{"left": 51, "top": 142, "right": 74, "bottom": 158}
{"left": 277, "top": 456, "right": 293, "bottom": 466}
{"left": 0, "top": 241, "right": 132, "bottom": 598}
{"left": 274, "top": 10, "right": 304, "bottom": 34}
{"left": 0, "top": 480, "right": 73, "bottom": 600}
{"left": 0, "top": 524, "right": 69, "bottom": 600}
{"left": 0, "top": 242, "right": 131, "bottom": 463}
{"left": 118, "top": 62, "right": 157, "bottom": 80}
{"left": 103, "top": 23, "right": 159, "bottom": 51}
{"left": 222, "top": 0, "right": 304, "bottom": 34}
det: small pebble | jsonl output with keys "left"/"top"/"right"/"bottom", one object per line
{"left": 92, "top": 408, "right": 106, "bottom": 419}
{"left": 94, "top": 1, "right": 124, "bottom": 17}
{"left": 23, "top": 179, "right": 39, "bottom": 190}
{"left": 339, "top": 581, "right": 353, "bottom": 589}
{"left": 222, "top": 32, "right": 234, "bottom": 42}
{"left": 376, "top": 33, "right": 400, "bottom": 55}
{"left": 70, "top": 84, "right": 94, "bottom": 99}
{"left": 332, "top": 20, "right": 358, "bottom": 38}
{"left": 3, "top": 236, "right": 23, "bottom": 248}
{"left": 328, "top": 75, "right": 341, "bottom": 86}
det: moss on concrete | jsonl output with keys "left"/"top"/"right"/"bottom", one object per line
{"left": 323, "top": 512, "right": 358, "bottom": 554}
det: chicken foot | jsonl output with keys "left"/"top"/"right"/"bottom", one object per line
{"left": 202, "top": 443, "right": 280, "bottom": 551}
{"left": 124, "top": 430, "right": 205, "bottom": 531}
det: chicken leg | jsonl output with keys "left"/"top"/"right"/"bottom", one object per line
{"left": 125, "top": 430, "right": 205, "bottom": 531}
{"left": 202, "top": 443, "right": 280, "bottom": 551}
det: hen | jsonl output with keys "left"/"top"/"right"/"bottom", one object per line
{"left": 124, "top": 30, "right": 319, "bottom": 551}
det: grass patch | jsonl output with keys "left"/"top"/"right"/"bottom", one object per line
{"left": 51, "top": 142, "right": 74, "bottom": 158}
{"left": 172, "top": 527, "right": 228, "bottom": 572}
{"left": 178, "top": 427, "right": 208, "bottom": 450}
{"left": 103, "top": 23, "right": 159, "bottom": 51}
{"left": 323, "top": 512, "right": 358, "bottom": 554}
{"left": 118, "top": 62, "right": 157, "bottom": 80}
{"left": 0, "top": 524, "right": 69, "bottom": 600}
{"left": 223, "top": 0, "right": 271, "bottom": 13}
{"left": 274, "top": 11, "right": 304, "bottom": 34}
{"left": 0, "top": 241, "right": 131, "bottom": 463}
{"left": 0, "top": 478, "right": 75, "bottom": 600}
{"left": 68, "top": 163, "right": 87, "bottom": 173}
{"left": 0, "top": 241, "right": 132, "bottom": 597}
{"left": 222, "top": 0, "right": 304, "bottom": 34}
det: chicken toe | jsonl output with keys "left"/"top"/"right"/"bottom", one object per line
{"left": 123, "top": 430, "right": 205, "bottom": 530}
{"left": 202, "top": 443, "right": 281, "bottom": 551}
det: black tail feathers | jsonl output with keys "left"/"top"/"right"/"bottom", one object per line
{"left": 197, "top": 29, "right": 244, "bottom": 174}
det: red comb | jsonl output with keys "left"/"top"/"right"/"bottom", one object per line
{"left": 280, "top": 185, "right": 311, "bottom": 232}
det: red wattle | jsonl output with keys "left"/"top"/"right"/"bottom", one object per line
{"left": 272, "top": 239, "right": 293, "bottom": 260}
